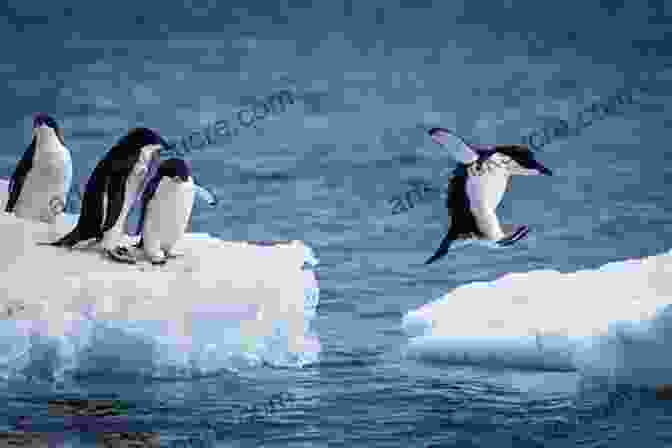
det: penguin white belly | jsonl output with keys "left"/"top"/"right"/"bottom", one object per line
{"left": 466, "top": 164, "right": 509, "bottom": 211}
{"left": 143, "top": 178, "right": 194, "bottom": 258}
{"left": 14, "top": 145, "right": 69, "bottom": 223}
{"left": 465, "top": 156, "right": 511, "bottom": 240}
{"left": 101, "top": 170, "right": 146, "bottom": 250}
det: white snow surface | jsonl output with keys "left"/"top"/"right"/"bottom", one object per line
{"left": 403, "top": 250, "right": 672, "bottom": 387}
{"left": 0, "top": 206, "right": 320, "bottom": 380}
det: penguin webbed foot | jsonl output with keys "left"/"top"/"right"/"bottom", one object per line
{"left": 496, "top": 225, "right": 530, "bottom": 247}
{"left": 164, "top": 250, "right": 183, "bottom": 259}
{"left": 149, "top": 254, "right": 167, "bottom": 265}
{"left": 105, "top": 246, "right": 138, "bottom": 264}
{"left": 145, "top": 247, "right": 168, "bottom": 265}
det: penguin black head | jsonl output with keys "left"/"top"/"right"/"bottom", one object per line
{"left": 33, "top": 113, "right": 59, "bottom": 130}
{"left": 157, "top": 158, "right": 192, "bottom": 183}
{"left": 120, "top": 127, "right": 166, "bottom": 148}
{"left": 492, "top": 144, "right": 553, "bottom": 176}
{"left": 428, "top": 127, "right": 450, "bottom": 137}
{"left": 32, "top": 113, "right": 64, "bottom": 145}
{"left": 107, "top": 128, "right": 166, "bottom": 174}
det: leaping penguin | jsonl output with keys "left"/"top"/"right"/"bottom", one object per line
{"left": 47, "top": 128, "right": 164, "bottom": 261}
{"left": 424, "top": 128, "right": 553, "bottom": 265}
{"left": 6, "top": 114, "right": 72, "bottom": 223}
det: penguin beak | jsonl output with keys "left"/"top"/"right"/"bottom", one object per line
{"left": 32, "top": 114, "right": 56, "bottom": 130}
{"left": 33, "top": 116, "right": 45, "bottom": 128}
{"left": 536, "top": 163, "right": 553, "bottom": 176}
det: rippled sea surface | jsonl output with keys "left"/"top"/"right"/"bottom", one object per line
{"left": 0, "top": 1, "right": 671, "bottom": 446}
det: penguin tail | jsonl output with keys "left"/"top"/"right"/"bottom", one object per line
{"left": 46, "top": 226, "right": 90, "bottom": 248}
{"left": 425, "top": 231, "right": 457, "bottom": 265}
{"left": 35, "top": 238, "right": 75, "bottom": 247}
{"left": 46, "top": 236, "right": 77, "bottom": 248}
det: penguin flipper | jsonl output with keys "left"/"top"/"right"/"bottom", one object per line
{"left": 101, "top": 175, "right": 127, "bottom": 233}
{"left": 63, "top": 148, "right": 73, "bottom": 209}
{"left": 6, "top": 140, "right": 35, "bottom": 213}
{"left": 132, "top": 172, "right": 161, "bottom": 244}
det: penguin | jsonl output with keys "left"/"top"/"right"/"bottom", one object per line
{"left": 127, "top": 158, "right": 195, "bottom": 265}
{"left": 123, "top": 179, "right": 215, "bottom": 237}
{"left": 48, "top": 128, "right": 164, "bottom": 261}
{"left": 424, "top": 128, "right": 553, "bottom": 265}
{"left": 6, "top": 114, "right": 72, "bottom": 223}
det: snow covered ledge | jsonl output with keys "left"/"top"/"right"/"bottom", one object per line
{"left": 0, "top": 209, "right": 320, "bottom": 379}
{"left": 403, "top": 250, "right": 672, "bottom": 387}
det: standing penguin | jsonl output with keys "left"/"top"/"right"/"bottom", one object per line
{"left": 6, "top": 114, "right": 72, "bottom": 223}
{"left": 127, "top": 158, "right": 195, "bottom": 265}
{"left": 424, "top": 128, "right": 553, "bottom": 265}
{"left": 48, "top": 128, "right": 164, "bottom": 260}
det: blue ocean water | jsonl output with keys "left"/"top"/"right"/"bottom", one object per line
{"left": 0, "top": 0, "right": 671, "bottom": 446}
